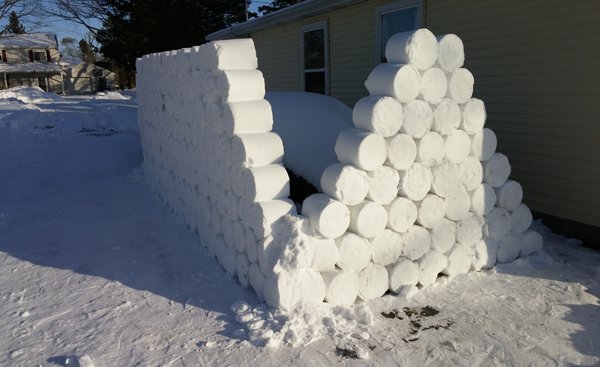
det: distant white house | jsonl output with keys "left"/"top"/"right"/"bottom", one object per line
{"left": 0, "top": 33, "right": 63, "bottom": 93}
{"left": 61, "top": 60, "right": 116, "bottom": 95}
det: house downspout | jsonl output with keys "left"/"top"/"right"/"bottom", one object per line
{"left": 3, "top": 72, "right": 7, "bottom": 89}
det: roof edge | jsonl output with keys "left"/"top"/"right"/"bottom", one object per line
{"left": 206, "top": 0, "right": 368, "bottom": 41}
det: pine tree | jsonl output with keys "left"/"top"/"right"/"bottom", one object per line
{"left": 258, "top": 0, "right": 303, "bottom": 15}
{"left": 78, "top": 39, "right": 96, "bottom": 63}
{"left": 6, "top": 11, "right": 25, "bottom": 34}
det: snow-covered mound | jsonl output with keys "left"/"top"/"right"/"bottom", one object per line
{"left": 0, "top": 86, "right": 61, "bottom": 104}
{"left": 268, "top": 91, "right": 352, "bottom": 189}
{"left": 95, "top": 91, "right": 132, "bottom": 100}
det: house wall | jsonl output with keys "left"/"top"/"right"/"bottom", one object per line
{"left": 63, "top": 63, "right": 116, "bottom": 95}
{"left": 425, "top": 0, "right": 600, "bottom": 230}
{"left": 5, "top": 72, "right": 63, "bottom": 93}
{"left": 2, "top": 48, "right": 60, "bottom": 63}
{"left": 252, "top": 0, "right": 415, "bottom": 106}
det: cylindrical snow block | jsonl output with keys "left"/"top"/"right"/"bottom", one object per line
{"left": 461, "top": 98, "right": 486, "bottom": 134}
{"left": 322, "top": 270, "right": 359, "bottom": 306}
{"left": 302, "top": 193, "right": 350, "bottom": 239}
{"left": 245, "top": 228, "right": 258, "bottom": 262}
{"left": 433, "top": 98, "right": 462, "bottom": 135}
{"left": 419, "top": 67, "right": 447, "bottom": 104}
{"left": 385, "top": 28, "right": 439, "bottom": 70}
{"left": 232, "top": 133, "right": 284, "bottom": 167}
{"left": 399, "top": 163, "right": 432, "bottom": 201}
{"left": 310, "top": 236, "right": 339, "bottom": 272}
{"left": 386, "top": 197, "right": 418, "bottom": 233}
{"left": 321, "top": 164, "right": 370, "bottom": 206}
{"left": 444, "top": 129, "right": 471, "bottom": 164}
{"left": 456, "top": 214, "right": 485, "bottom": 246}
{"left": 367, "top": 166, "right": 400, "bottom": 205}
{"left": 430, "top": 162, "right": 462, "bottom": 198}
{"left": 416, "top": 194, "right": 447, "bottom": 229}
{"left": 370, "top": 229, "right": 403, "bottom": 266}
{"left": 472, "top": 238, "right": 498, "bottom": 271}
{"left": 430, "top": 218, "right": 457, "bottom": 253}
{"left": 248, "top": 263, "right": 266, "bottom": 299}
{"left": 335, "top": 129, "right": 387, "bottom": 171}
{"left": 348, "top": 200, "right": 388, "bottom": 238}
{"left": 483, "top": 153, "right": 511, "bottom": 188}
{"left": 446, "top": 68, "right": 474, "bottom": 104}
{"left": 233, "top": 220, "right": 246, "bottom": 252}
{"left": 471, "top": 128, "right": 497, "bottom": 161}
{"left": 518, "top": 230, "right": 543, "bottom": 257}
{"left": 236, "top": 253, "right": 250, "bottom": 288}
{"left": 358, "top": 263, "right": 389, "bottom": 301}
{"left": 470, "top": 183, "right": 497, "bottom": 216}
{"left": 460, "top": 156, "right": 484, "bottom": 192}
{"left": 402, "top": 225, "right": 432, "bottom": 261}
{"left": 445, "top": 186, "right": 471, "bottom": 221}
{"left": 418, "top": 250, "right": 448, "bottom": 286}
{"left": 386, "top": 133, "right": 417, "bottom": 170}
{"left": 416, "top": 131, "right": 445, "bottom": 166}
{"left": 442, "top": 244, "right": 471, "bottom": 277}
{"left": 204, "top": 38, "right": 259, "bottom": 70}
{"left": 215, "top": 69, "right": 266, "bottom": 102}
{"left": 387, "top": 258, "right": 419, "bottom": 293}
{"left": 401, "top": 100, "right": 434, "bottom": 139}
{"left": 243, "top": 164, "right": 289, "bottom": 202}
{"left": 365, "top": 63, "right": 421, "bottom": 103}
{"left": 511, "top": 203, "right": 533, "bottom": 234}
{"left": 485, "top": 207, "right": 512, "bottom": 240}
{"left": 436, "top": 34, "right": 465, "bottom": 73}
{"left": 496, "top": 235, "right": 519, "bottom": 264}
{"left": 335, "top": 232, "right": 371, "bottom": 272}
{"left": 223, "top": 100, "right": 273, "bottom": 136}
{"left": 263, "top": 269, "right": 326, "bottom": 309}
{"left": 352, "top": 95, "right": 403, "bottom": 137}
{"left": 244, "top": 199, "right": 297, "bottom": 239}
{"left": 495, "top": 180, "right": 523, "bottom": 211}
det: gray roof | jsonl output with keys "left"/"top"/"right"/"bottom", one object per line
{"left": 0, "top": 33, "right": 58, "bottom": 49}
{"left": 0, "top": 62, "right": 62, "bottom": 73}
{"left": 206, "top": 0, "right": 367, "bottom": 41}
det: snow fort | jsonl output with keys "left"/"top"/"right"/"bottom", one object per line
{"left": 136, "top": 29, "right": 542, "bottom": 309}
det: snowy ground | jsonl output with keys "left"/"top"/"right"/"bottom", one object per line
{"left": 0, "top": 88, "right": 599, "bottom": 366}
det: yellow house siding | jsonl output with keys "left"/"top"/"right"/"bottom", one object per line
{"left": 427, "top": 0, "right": 600, "bottom": 227}
{"left": 251, "top": 0, "right": 421, "bottom": 106}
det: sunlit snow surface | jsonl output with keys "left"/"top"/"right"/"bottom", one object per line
{"left": 0, "top": 88, "right": 598, "bottom": 366}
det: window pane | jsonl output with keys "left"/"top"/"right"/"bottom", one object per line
{"left": 304, "top": 28, "right": 324, "bottom": 70}
{"left": 304, "top": 71, "right": 325, "bottom": 94}
{"left": 380, "top": 7, "right": 417, "bottom": 62}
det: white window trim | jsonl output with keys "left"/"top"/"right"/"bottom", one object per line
{"left": 375, "top": 1, "right": 423, "bottom": 66}
{"left": 300, "top": 20, "right": 329, "bottom": 95}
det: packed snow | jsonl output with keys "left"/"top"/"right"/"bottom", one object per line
{"left": 0, "top": 86, "right": 599, "bottom": 365}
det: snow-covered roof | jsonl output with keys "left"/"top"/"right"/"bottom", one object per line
{"left": 206, "top": 0, "right": 367, "bottom": 40}
{"left": 0, "top": 33, "right": 58, "bottom": 49}
{"left": 0, "top": 62, "right": 62, "bottom": 73}
{"left": 59, "top": 55, "right": 83, "bottom": 67}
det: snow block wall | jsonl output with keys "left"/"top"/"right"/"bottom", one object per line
{"left": 137, "top": 32, "right": 542, "bottom": 310}
{"left": 136, "top": 40, "right": 328, "bottom": 309}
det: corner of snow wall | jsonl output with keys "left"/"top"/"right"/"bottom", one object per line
{"left": 135, "top": 39, "right": 328, "bottom": 309}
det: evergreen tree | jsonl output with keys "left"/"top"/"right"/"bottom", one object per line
{"left": 78, "top": 39, "right": 96, "bottom": 63}
{"left": 96, "top": 0, "right": 248, "bottom": 88}
{"left": 6, "top": 11, "right": 25, "bottom": 33}
{"left": 258, "top": 0, "right": 303, "bottom": 15}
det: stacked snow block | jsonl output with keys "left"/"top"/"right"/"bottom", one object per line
{"left": 301, "top": 28, "right": 543, "bottom": 305}
{"left": 136, "top": 39, "right": 315, "bottom": 307}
